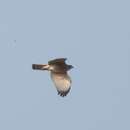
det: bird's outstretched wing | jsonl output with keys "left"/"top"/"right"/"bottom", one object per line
{"left": 51, "top": 72, "right": 71, "bottom": 97}
{"left": 48, "top": 58, "right": 67, "bottom": 65}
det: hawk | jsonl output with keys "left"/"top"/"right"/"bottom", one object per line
{"left": 32, "top": 58, "right": 73, "bottom": 97}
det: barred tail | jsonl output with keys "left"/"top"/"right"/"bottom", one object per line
{"left": 32, "top": 64, "right": 49, "bottom": 70}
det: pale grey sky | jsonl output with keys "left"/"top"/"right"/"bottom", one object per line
{"left": 0, "top": 0, "right": 130, "bottom": 130}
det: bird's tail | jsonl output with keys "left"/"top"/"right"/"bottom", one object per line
{"left": 32, "top": 64, "right": 49, "bottom": 70}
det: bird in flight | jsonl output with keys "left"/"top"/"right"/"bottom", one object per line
{"left": 32, "top": 58, "right": 73, "bottom": 97}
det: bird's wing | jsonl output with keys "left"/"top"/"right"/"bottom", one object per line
{"left": 48, "top": 58, "right": 67, "bottom": 65}
{"left": 51, "top": 72, "right": 71, "bottom": 97}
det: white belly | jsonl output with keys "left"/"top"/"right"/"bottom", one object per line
{"left": 50, "top": 72, "right": 71, "bottom": 92}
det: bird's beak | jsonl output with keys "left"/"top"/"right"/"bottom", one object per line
{"left": 68, "top": 65, "right": 74, "bottom": 70}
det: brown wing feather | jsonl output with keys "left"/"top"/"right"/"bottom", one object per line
{"left": 48, "top": 58, "right": 67, "bottom": 65}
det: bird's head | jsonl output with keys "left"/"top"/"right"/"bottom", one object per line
{"left": 67, "top": 65, "right": 74, "bottom": 70}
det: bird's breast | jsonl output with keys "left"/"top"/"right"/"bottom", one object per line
{"left": 50, "top": 72, "right": 71, "bottom": 91}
